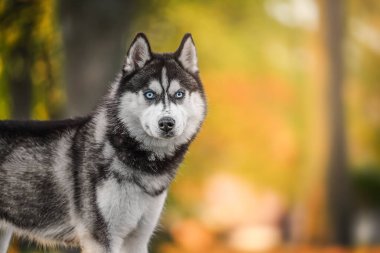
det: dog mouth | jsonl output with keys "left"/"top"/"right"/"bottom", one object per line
{"left": 141, "top": 118, "right": 186, "bottom": 140}
{"left": 142, "top": 125, "right": 177, "bottom": 140}
{"left": 160, "top": 131, "right": 175, "bottom": 139}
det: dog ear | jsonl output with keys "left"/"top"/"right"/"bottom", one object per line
{"left": 175, "top": 33, "right": 199, "bottom": 75}
{"left": 123, "top": 33, "right": 152, "bottom": 74}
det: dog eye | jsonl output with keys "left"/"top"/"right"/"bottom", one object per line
{"left": 144, "top": 91, "right": 156, "bottom": 100}
{"left": 174, "top": 91, "right": 185, "bottom": 99}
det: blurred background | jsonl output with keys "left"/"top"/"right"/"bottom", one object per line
{"left": 1, "top": 0, "right": 380, "bottom": 252}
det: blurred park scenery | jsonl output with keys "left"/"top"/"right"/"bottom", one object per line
{"left": 1, "top": 0, "right": 380, "bottom": 252}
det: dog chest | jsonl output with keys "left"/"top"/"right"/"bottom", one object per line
{"left": 96, "top": 178, "right": 163, "bottom": 237}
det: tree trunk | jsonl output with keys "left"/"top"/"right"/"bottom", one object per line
{"left": 324, "top": 0, "right": 352, "bottom": 245}
{"left": 0, "top": 1, "right": 36, "bottom": 119}
{"left": 58, "top": 0, "right": 138, "bottom": 117}
{"left": 290, "top": 0, "right": 351, "bottom": 245}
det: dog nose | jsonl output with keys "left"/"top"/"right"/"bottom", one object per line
{"left": 158, "top": 117, "right": 175, "bottom": 132}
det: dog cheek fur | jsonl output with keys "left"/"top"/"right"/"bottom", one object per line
{"left": 140, "top": 104, "right": 163, "bottom": 138}
{"left": 176, "top": 91, "right": 206, "bottom": 143}
{"left": 168, "top": 103, "right": 188, "bottom": 137}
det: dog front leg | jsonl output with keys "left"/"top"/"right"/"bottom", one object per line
{"left": 0, "top": 228, "right": 12, "bottom": 253}
{"left": 80, "top": 231, "right": 126, "bottom": 253}
{"left": 79, "top": 229, "right": 110, "bottom": 253}
{"left": 121, "top": 192, "right": 167, "bottom": 253}
{"left": 81, "top": 239, "right": 108, "bottom": 253}
{"left": 122, "top": 219, "right": 158, "bottom": 253}
{"left": 121, "top": 233, "right": 149, "bottom": 253}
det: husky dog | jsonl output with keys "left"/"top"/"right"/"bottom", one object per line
{"left": 0, "top": 33, "right": 206, "bottom": 253}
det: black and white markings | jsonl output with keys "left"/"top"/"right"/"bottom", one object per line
{"left": 0, "top": 33, "right": 206, "bottom": 253}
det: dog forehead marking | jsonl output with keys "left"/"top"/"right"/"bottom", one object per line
{"left": 168, "top": 80, "right": 181, "bottom": 95}
{"left": 161, "top": 67, "right": 169, "bottom": 90}
{"left": 148, "top": 80, "right": 162, "bottom": 94}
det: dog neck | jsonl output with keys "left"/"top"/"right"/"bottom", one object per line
{"left": 106, "top": 124, "right": 189, "bottom": 176}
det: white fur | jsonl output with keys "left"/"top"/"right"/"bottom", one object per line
{"left": 136, "top": 172, "right": 173, "bottom": 194}
{"left": 139, "top": 97, "right": 188, "bottom": 141}
{"left": 53, "top": 136, "right": 73, "bottom": 195}
{"left": 168, "top": 80, "right": 181, "bottom": 95}
{"left": 103, "top": 141, "right": 115, "bottom": 159}
{"left": 94, "top": 109, "right": 108, "bottom": 143}
{"left": 76, "top": 223, "right": 106, "bottom": 253}
{"left": 148, "top": 80, "right": 162, "bottom": 95}
{"left": 161, "top": 67, "right": 169, "bottom": 90}
{"left": 178, "top": 37, "right": 198, "bottom": 74}
{"left": 96, "top": 159, "right": 167, "bottom": 253}
{"left": 0, "top": 228, "right": 12, "bottom": 253}
{"left": 175, "top": 91, "right": 206, "bottom": 144}
{"left": 108, "top": 74, "right": 122, "bottom": 100}
{"left": 162, "top": 68, "right": 170, "bottom": 107}
{"left": 120, "top": 193, "right": 165, "bottom": 253}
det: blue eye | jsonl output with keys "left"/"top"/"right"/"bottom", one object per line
{"left": 144, "top": 91, "right": 156, "bottom": 100}
{"left": 174, "top": 91, "right": 185, "bottom": 99}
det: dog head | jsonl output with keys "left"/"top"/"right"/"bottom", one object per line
{"left": 114, "top": 33, "right": 206, "bottom": 151}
